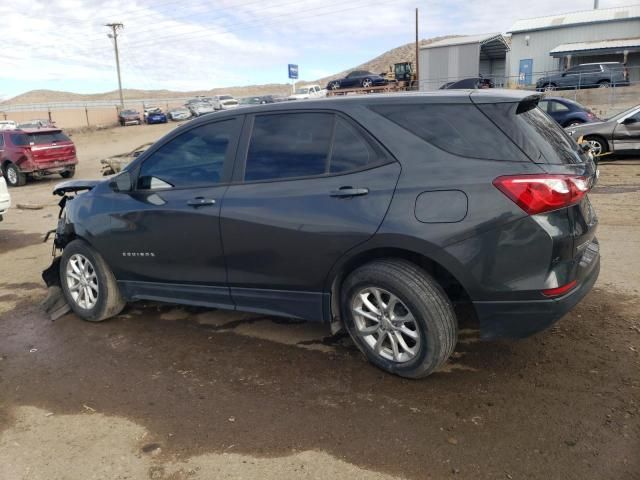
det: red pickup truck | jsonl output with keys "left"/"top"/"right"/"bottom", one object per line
{"left": 0, "top": 128, "right": 77, "bottom": 187}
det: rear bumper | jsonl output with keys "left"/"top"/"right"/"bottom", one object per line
{"left": 474, "top": 252, "right": 600, "bottom": 340}
{"left": 22, "top": 159, "right": 77, "bottom": 174}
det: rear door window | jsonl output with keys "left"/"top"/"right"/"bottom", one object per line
{"left": 244, "top": 113, "right": 333, "bottom": 181}
{"left": 370, "top": 104, "right": 528, "bottom": 161}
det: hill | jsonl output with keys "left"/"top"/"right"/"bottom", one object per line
{"left": 2, "top": 36, "right": 458, "bottom": 105}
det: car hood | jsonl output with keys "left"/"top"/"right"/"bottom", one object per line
{"left": 53, "top": 180, "right": 101, "bottom": 196}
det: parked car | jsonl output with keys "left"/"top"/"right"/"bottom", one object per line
{"left": 539, "top": 97, "right": 599, "bottom": 127}
{"left": 288, "top": 84, "right": 327, "bottom": 100}
{"left": 0, "top": 120, "right": 17, "bottom": 131}
{"left": 212, "top": 95, "right": 239, "bottom": 110}
{"left": 326, "top": 70, "right": 388, "bottom": 90}
{"left": 167, "top": 107, "right": 192, "bottom": 121}
{"left": 118, "top": 109, "right": 142, "bottom": 126}
{"left": 566, "top": 104, "right": 640, "bottom": 156}
{"left": 536, "top": 62, "right": 629, "bottom": 91}
{"left": 18, "top": 118, "right": 56, "bottom": 129}
{"left": 0, "top": 177, "right": 10, "bottom": 221}
{"left": 44, "top": 90, "right": 599, "bottom": 379}
{"left": 440, "top": 77, "right": 494, "bottom": 89}
{"left": 1, "top": 128, "right": 77, "bottom": 186}
{"left": 238, "top": 96, "right": 264, "bottom": 107}
{"left": 144, "top": 108, "right": 168, "bottom": 125}
{"left": 188, "top": 101, "right": 216, "bottom": 117}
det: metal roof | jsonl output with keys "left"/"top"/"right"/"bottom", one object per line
{"left": 508, "top": 5, "right": 640, "bottom": 33}
{"left": 421, "top": 33, "right": 506, "bottom": 49}
{"left": 550, "top": 37, "right": 640, "bottom": 56}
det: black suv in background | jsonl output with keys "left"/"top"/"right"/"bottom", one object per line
{"left": 45, "top": 91, "right": 600, "bottom": 378}
{"left": 536, "top": 62, "right": 629, "bottom": 91}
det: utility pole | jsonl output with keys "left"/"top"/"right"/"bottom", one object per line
{"left": 415, "top": 8, "right": 420, "bottom": 90}
{"left": 105, "top": 23, "right": 124, "bottom": 109}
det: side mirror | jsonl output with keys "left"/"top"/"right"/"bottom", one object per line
{"left": 622, "top": 117, "right": 638, "bottom": 125}
{"left": 110, "top": 171, "right": 133, "bottom": 192}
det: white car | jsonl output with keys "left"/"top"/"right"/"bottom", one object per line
{"left": 288, "top": 84, "right": 327, "bottom": 100}
{"left": 211, "top": 95, "right": 239, "bottom": 110}
{"left": 0, "top": 177, "right": 11, "bottom": 222}
{"left": 188, "top": 102, "right": 216, "bottom": 117}
{"left": 0, "top": 120, "right": 17, "bottom": 130}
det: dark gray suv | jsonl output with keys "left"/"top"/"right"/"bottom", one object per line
{"left": 536, "top": 62, "right": 629, "bottom": 91}
{"left": 44, "top": 90, "right": 600, "bottom": 378}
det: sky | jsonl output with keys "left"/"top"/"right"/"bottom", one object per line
{"left": 0, "top": 0, "right": 635, "bottom": 99}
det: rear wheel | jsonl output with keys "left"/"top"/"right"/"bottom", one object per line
{"left": 341, "top": 259, "right": 457, "bottom": 378}
{"left": 584, "top": 136, "right": 608, "bottom": 156}
{"left": 362, "top": 78, "right": 373, "bottom": 88}
{"left": 60, "top": 239, "right": 125, "bottom": 322}
{"left": 60, "top": 167, "right": 75, "bottom": 179}
{"left": 598, "top": 80, "right": 611, "bottom": 88}
{"left": 543, "top": 83, "right": 557, "bottom": 91}
{"left": 4, "top": 163, "right": 26, "bottom": 187}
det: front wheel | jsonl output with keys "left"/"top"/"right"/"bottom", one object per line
{"left": 598, "top": 80, "right": 611, "bottom": 89}
{"left": 584, "top": 136, "right": 608, "bottom": 156}
{"left": 543, "top": 83, "right": 557, "bottom": 91}
{"left": 362, "top": 78, "right": 373, "bottom": 88}
{"left": 60, "top": 239, "right": 125, "bottom": 322}
{"left": 341, "top": 259, "right": 457, "bottom": 378}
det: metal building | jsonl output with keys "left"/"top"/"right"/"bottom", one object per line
{"left": 507, "top": 5, "right": 640, "bottom": 85}
{"left": 418, "top": 34, "right": 510, "bottom": 90}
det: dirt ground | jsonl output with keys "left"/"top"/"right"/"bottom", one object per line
{"left": 0, "top": 123, "right": 638, "bottom": 480}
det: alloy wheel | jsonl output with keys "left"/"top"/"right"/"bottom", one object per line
{"left": 587, "top": 139, "right": 603, "bottom": 156}
{"left": 66, "top": 254, "right": 99, "bottom": 310}
{"left": 362, "top": 79, "right": 373, "bottom": 88}
{"left": 351, "top": 287, "right": 421, "bottom": 363}
{"left": 6, "top": 167, "right": 17, "bottom": 185}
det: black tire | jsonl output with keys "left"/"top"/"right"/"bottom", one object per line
{"left": 542, "top": 83, "right": 557, "bottom": 91}
{"left": 597, "top": 80, "right": 610, "bottom": 88}
{"left": 4, "top": 163, "right": 26, "bottom": 187}
{"left": 584, "top": 135, "right": 609, "bottom": 156}
{"left": 60, "top": 167, "right": 75, "bottom": 179}
{"left": 341, "top": 259, "right": 457, "bottom": 378}
{"left": 59, "top": 239, "right": 125, "bottom": 322}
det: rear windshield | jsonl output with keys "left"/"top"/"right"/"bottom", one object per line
{"left": 370, "top": 104, "right": 528, "bottom": 161}
{"left": 11, "top": 131, "right": 71, "bottom": 146}
{"left": 477, "top": 101, "right": 586, "bottom": 164}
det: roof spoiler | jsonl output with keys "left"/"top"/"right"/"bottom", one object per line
{"left": 516, "top": 95, "right": 541, "bottom": 115}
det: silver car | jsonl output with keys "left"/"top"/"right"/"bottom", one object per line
{"left": 567, "top": 104, "right": 640, "bottom": 155}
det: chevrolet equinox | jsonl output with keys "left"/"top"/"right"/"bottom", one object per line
{"left": 44, "top": 90, "right": 600, "bottom": 378}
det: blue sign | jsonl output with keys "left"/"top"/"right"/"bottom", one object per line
{"left": 288, "top": 64, "right": 299, "bottom": 80}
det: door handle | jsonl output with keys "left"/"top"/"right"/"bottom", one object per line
{"left": 330, "top": 187, "right": 369, "bottom": 198}
{"left": 187, "top": 197, "right": 216, "bottom": 207}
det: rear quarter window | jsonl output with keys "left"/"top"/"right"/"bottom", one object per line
{"left": 370, "top": 104, "right": 528, "bottom": 161}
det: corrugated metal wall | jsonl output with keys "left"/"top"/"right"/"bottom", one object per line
{"left": 508, "top": 19, "right": 640, "bottom": 84}
{"left": 419, "top": 43, "right": 480, "bottom": 90}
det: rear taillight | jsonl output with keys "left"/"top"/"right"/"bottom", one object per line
{"left": 493, "top": 174, "right": 590, "bottom": 215}
{"left": 542, "top": 280, "right": 577, "bottom": 297}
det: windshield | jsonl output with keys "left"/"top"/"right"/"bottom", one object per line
{"left": 220, "top": 95, "right": 233, "bottom": 100}
{"left": 295, "top": 88, "right": 310, "bottom": 94}
{"left": 607, "top": 105, "right": 640, "bottom": 122}
{"left": 239, "top": 97, "right": 260, "bottom": 104}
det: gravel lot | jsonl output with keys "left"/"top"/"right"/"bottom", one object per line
{"left": 0, "top": 123, "right": 638, "bottom": 480}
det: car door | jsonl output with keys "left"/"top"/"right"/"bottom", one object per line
{"left": 220, "top": 111, "right": 401, "bottom": 321}
{"left": 560, "top": 66, "right": 581, "bottom": 88}
{"left": 612, "top": 108, "right": 640, "bottom": 151}
{"left": 100, "top": 117, "right": 242, "bottom": 308}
